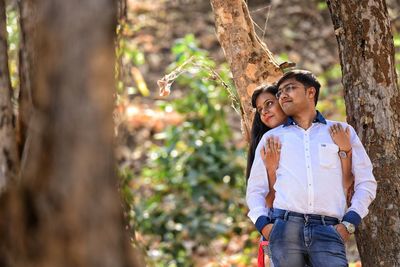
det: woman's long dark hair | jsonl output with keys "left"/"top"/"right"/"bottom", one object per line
{"left": 245, "top": 84, "right": 279, "bottom": 181}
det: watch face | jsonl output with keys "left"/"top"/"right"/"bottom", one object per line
{"left": 338, "top": 151, "right": 347, "bottom": 158}
{"left": 343, "top": 222, "right": 355, "bottom": 234}
{"left": 348, "top": 224, "right": 355, "bottom": 234}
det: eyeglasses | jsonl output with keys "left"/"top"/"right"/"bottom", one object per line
{"left": 257, "top": 99, "right": 275, "bottom": 114}
{"left": 276, "top": 84, "right": 300, "bottom": 99}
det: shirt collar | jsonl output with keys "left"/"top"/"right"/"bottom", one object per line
{"left": 283, "top": 110, "right": 327, "bottom": 127}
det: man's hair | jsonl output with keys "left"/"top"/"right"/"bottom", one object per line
{"left": 276, "top": 69, "right": 321, "bottom": 106}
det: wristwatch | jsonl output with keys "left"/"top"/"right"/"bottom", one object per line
{"left": 338, "top": 149, "right": 352, "bottom": 159}
{"left": 341, "top": 221, "right": 356, "bottom": 234}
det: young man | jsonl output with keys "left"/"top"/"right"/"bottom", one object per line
{"left": 246, "top": 70, "right": 377, "bottom": 266}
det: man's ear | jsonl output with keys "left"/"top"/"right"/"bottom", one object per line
{"left": 307, "top": 87, "right": 316, "bottom": 101}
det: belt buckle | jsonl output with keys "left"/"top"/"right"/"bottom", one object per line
{"left": 304, "top": 214, "right": 309, "bottom": 225}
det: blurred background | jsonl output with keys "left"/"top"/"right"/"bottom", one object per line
{"left": 5, "top": 0, "right": 400, "bottom": 266}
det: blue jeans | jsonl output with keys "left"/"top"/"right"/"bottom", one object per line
{"left": 269, "top": 209, "right": 348, "bottom": 267}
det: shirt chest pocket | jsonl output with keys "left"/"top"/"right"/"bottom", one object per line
{"left": 318, "top": 143, "right": 339, "bottom": 168}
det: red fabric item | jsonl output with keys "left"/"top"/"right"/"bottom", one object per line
{"left": 257, "top": 241, "right": 269, "bottom": 267}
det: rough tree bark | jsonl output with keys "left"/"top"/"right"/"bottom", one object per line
{"left": 0, "top": 1, "right": 142, "bottom": 266}
{"left": 17, "top": 0, "right": 35, "bottom": 159}
{"left": 326, "top": 0, "right": 400, "bottom": 266}
{"left": 0, "top": 0, "right": 19, "bottom": 191}
{"left": 210, "top": 0, "right": 284, "bottom": 141}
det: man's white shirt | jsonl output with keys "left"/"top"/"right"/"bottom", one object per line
{"left": 246, "top": 119, "right": 377, "bottom": 224}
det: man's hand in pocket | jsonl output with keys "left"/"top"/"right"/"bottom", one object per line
{"left": 335, "top": 224, "right": 350, "bottom": 242}
{"left": 261, "top": 223, "right": 274, "bottom": 240}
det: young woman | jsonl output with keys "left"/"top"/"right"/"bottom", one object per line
{"left": 246, "top": 84, "right": 354, "bottom": 267}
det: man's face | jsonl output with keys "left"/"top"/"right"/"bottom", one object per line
{"left": 277, "top": 78, "right": 312, "bottom": 116}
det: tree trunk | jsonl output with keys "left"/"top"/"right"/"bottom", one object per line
{"left": 326, "top": 1, "right": 400, "bottom": 266}
{"left": 17, "top": 0, "right": 36, "bottom": 160}
{"left": 0, "top": 1, "right": 142, "bottom": 266}
{"left": 210, "top": 0, "right": 283, "bottom": 141}
{"left": 0, "top": 0, "right": 19, "bottom": 191}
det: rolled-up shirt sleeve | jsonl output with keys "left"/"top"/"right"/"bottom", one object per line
{"left": 246, "top": 134, "right": 270, "bottom": 225}
{"left": 344, "top": 125, "right": 377, "bottom": 225}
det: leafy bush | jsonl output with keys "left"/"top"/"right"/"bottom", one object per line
{"left": 126, "top": 35, "right": 248, "bottom": 266}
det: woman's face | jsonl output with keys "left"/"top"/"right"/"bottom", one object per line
{"left": 255, "top": 92, "right": 287, "bottom": 128}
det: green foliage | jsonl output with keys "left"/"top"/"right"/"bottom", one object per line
{"left": 125, "top": 41, "right": 145, "bottom": 66}
{"left": 6, "top": 5, "right": 20, "bottom": 91}
{"left": 126, "top": 35, "right": 247, "bottom": 266}
{"left": 394, "top": 33, "right": 400, "bottom": 80}
{"left": 276, "top": 52, "right": 289, "bottom": 64}
{"left": 115, "top": 21, "right": 148, "bottom": 96}
{"left": 394, "top": 33, "right": 400, "bottom": 47}
{"left": 119, "top": 168, "right": 136, "bottom": 231}
{"left": 316, "top": 64, "right": 346, "bottom": 121}
{"left": 317, "top": 1, "right": 328, "bottom": 11}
